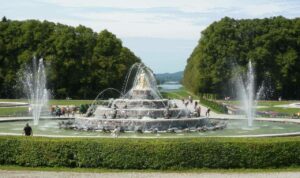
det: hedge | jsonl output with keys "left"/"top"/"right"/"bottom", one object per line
{"left": 0, "top": 136, "right": 300, "bottom": 169}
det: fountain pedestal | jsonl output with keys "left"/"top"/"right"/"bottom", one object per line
{"left": 131, "top": 89, "right": 153, "bottom": 99}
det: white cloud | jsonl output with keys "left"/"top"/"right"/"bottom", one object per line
{"left": 41, "top": 0, "right": 295, "bottom": 15}
{"left": 33, "top": 0, "right": 300, "bottom": 40}
{"left": 73, "top": 11, "right": 204, "bottom": 39}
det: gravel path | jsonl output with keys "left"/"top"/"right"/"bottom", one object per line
{"left": 0, "top": 170, "right": 300, "bottom": 178}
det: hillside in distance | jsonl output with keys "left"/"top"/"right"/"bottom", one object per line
{"left": 155, "top": 71, "right": 183, "bottom": 84}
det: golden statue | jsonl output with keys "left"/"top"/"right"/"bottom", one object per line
{"left": 135, "top": 70, "right": 148, "bottom": 89}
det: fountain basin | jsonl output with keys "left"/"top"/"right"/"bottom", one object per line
{"left": 74, "top": 117, "right": 208, "bottom": 131}
{"left": 0, "top": 117, "right": 300, "bottom": 137}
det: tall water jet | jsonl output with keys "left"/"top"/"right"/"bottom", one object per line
{"left": 237, "top": 61, "right": 263, "bottom": 127}
{"left": 22, "top": 57, "right": 48, "bottom": 125}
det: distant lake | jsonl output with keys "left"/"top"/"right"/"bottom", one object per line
{"left": 159, "top": 82, "right": 182, "bottom": 91}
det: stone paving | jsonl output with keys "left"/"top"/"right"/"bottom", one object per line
{"left": 0, "top": 170, "right": 300, "bottom": 178}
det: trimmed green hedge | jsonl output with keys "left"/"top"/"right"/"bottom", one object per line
{"left": 200, "top": 97, "right": 228, "bottom": 114}
{"left": 0, "top": 136, "right": 300, "bottom": 169}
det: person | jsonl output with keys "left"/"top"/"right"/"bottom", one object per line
{"left": 71, "top": 107, "right": 75, "bottom": 117}
{"left": 184, "top": 101, "right": 189, "bottom": 107}
{"left": 50, "top": 105, "right": 55, "bottom": 116}
{"left": 196, "top": 106, "right": 201, "bottom": 117}
{"left": 188, "top": 95, "right": 193, "bottom": 103}
{"left": 23, "top": 123, "right": 32, "bottom": 136}
{"left": 55, "top": 105, "right": 61, "bottom": 117}
{"left": 113, "top": 104, "right": 118, "bottom": 109}
{"left": 66, "top": 106, "right": 70, "bottom": 117}
{"left": 206, "top": 108, "right": 211, "bottom": 117}
{"left": 194, "top": 101, "right": 198, "bottom": 110}
{"left": 112, "top": 126, "right": 120, "bottom": 137}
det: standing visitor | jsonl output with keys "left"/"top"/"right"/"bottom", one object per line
{"left": 188, "top": 95, "right": 193, "bottom": 103}
{"left": 206, "top": 108, "right": 211, "bottom": 117}
{"left": 66, "top": 106, "right": 70, "bottom": 117}
{"left": 196, "top": 106, "right": 201, "bottom": 117}
{"left": 23, "top": 123, "right": 32, "bottom": 136}
{"left": 194, "top": 101, "right": 198, "bottom": 110}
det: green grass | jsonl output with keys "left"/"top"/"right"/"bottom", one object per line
{"left": 257, "top": 100, "right": 297, "bottom": 107}
{"left": 48, "top": 100, "right": 93, "bottom": 106}
{"left": 161, "top": 87, "right": 198, "bottom": 99}
{"left": 0, "top": 107, "right": 28, "bottom": 117}
{"left": 222, "top": 100, "right": 299, "bottom": 107}
{"left": 221, "top": 100, "right": 300, "bottom": 116}
{"left": 0, "top": 99, "right": 94, "bottom": 106}
{"left": 0, "top": 99, "right": 94, "bottom": 117}
{"left": 0, "top": 99, "right": 28, "bottom": 103}
{"left": 257, "top": 107, "right": 300, "bottom": 116}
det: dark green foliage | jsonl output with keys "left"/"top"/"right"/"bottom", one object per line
{"left": 184, "top": 16, "right": 300, "bottom": 99}
{"left": 0, "top": 19, "right": 140, "bottom": 99}
{"left": 0, "top": 136, "right": 300, "bottom": 169}
{"left": 200, "top": 97, "right": 228, "bottom": 114}
{"left": 79, "top": 104, "right": 90, "bottom": 114}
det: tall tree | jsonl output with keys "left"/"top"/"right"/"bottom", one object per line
{"left": 0, "top": 19, "right": 140, "bottom": 99}
{"left": 183, "top": 16, "right": 300, "bottom": 99}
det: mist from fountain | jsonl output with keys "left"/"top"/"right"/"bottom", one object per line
{"left": 22, "top": 57, "right": 48, "bottom": 125}
{"left": 237, "top": 61, "right": 264, "bottom": 127}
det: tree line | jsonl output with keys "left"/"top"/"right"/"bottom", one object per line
{"left": 0, "top": 17, "right": 140, "bottom": 99}
{"left": 183, "top": 16, "right": 300, "bottom": 99}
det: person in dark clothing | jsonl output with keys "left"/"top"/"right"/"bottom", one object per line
{"left": 205, "top": 108, "right": 211, "bottom": 117}
{"left": 23, "top": 123, "right": 32, "bottom": 136}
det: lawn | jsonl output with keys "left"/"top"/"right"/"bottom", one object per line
{"left": 0, "top": 99, "right": 94, "bottom": 117}
{"left": 0, "top": 99, "right": 94, "bottom": 106}
{"left": 222, "top": 100, "right": 300, "bottom": 117}
{"left": 161, "top": 87, "right": 198, "bottom": 99}
{"left": 0, "top": 107, "right": 28, "bottom": 117}
{"left": 48, "top": 100, "right": 93, "bottom": 106}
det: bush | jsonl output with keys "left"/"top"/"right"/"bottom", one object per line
{"left": 200, "top": 97, "right": 228, "bottom": 114}
{"left": 79, "top": 104, "right": 90, "bottom": 114}
{"left": 0, "top": 136, "right": 300, "bottom": 169}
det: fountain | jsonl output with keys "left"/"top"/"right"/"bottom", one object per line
{"left": 62, "top": 63, "right": 222, "bottom": 132}
{"left": 237, "top": 61, "right": 263, "bottom": 126}
{"left": 1, "top": 60, "right": 300, "bottom": 137}
{"left": 21, "top": 57, "right": 49, "bottom": 125}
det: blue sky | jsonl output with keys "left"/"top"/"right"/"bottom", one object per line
{"left": 1, "top": 0, "right": 300, "bottom": 73}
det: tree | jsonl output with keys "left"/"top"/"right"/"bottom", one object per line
{"left": 0, "top": 18, "right": 140, "bottom": 99}
{"left": 183, "top": 16, "right": 300, "bottom": 99}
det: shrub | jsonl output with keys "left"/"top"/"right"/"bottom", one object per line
{"left": 0, "top": 136, "right": 300, "bottom": 169}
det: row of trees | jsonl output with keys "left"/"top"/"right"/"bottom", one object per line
{"left": 183, "top": 16, "right": 300, "bottom": 99}
{"left": 0, "top": 17, "right": 140, "bottom": 99}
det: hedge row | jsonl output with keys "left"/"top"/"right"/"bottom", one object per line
{"left": 200, "top": 97, "right": 228, "bottom": 114}
{"left": 0, "top": 136, "right": 300, "bottom": 169}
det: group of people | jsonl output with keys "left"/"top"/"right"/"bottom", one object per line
{"left": 50, "top": 105, "right": 75, "bottom": 117}
{"left": 182, "top": 96, "right": 211, "bottom": 117}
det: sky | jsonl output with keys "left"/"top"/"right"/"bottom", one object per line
{"left": 1, "top": 0, "right": 300, "bottom": 73}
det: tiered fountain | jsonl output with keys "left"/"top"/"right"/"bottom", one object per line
{"left": 66, "top": 63, "right": 223, "bottom": 132}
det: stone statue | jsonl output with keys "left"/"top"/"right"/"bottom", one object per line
{"left": 135, "top": 70, "right": 148, "bottom": 89}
